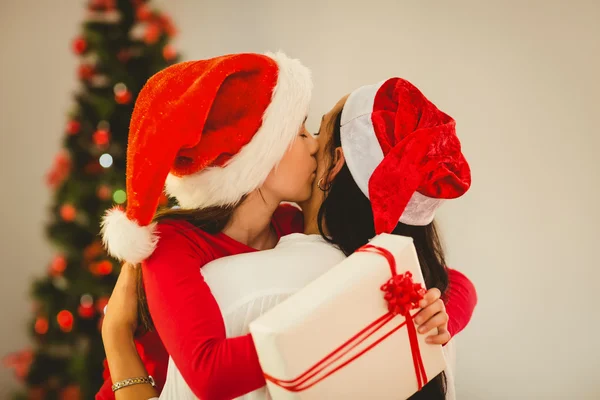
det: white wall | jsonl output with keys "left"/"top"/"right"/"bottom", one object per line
{"left": 0, "top": 0, "right": 79, "bottom": 398}
{"left": 1, "top": 0, "right": 598, "bottom": 398}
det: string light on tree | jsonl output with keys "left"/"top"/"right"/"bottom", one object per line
{"left": 159, "top": 14, "right": 177, "bottom": 37}
{"left": 90, "top": 260, "right": 113, "bottom": 276}
{"left": 34, "top": 317, "right": 49, "bottom": 335}
{"left": 93, "top": 129, "right": 110, "bottom": 147}
{"left": 49, "top": 255, "right": 67, "bottom": 276}
{"left": 114, "top": 83, "right": 132, "bottom": 104}
{"left": 97, "top": 184, "right": 112, "bottom": 200}
{"left": 95, "top": 297, "right": 110, "bottom": 315}
{"left": 46, "top": 152, "right": 71, "bottom": 189}
{"left": 89, "top": 0, "right": 116, "bottom": 11}
{"left": 59, "top": 204, "right": 77, "bottom": 222}
{"left": 136, "top": 4, "right": 152, "bottom": 21}
{"left": 113, "top": 189, "right": 126, "bottom": 204}
{"left": 72, "top": 37, "right": 87, "bottom": 55}
{"left": 144, "top": 22, "right": 161, "bottom": 44}
{"left": 99, "top": 153, "right": 113, "bottom": 168}
{"left": 163, "top": 45, "right": 177, "bottom": 61}
{"left": 78, "top": 64, "right": 95, "bottom": 81}
{"left": 56, "top": 310, "right": 74, "bottom": 333}
{"left": 78, "top": 294, "right": 95, "bottom": 319}
{"left": 60, "top": 385, "right": 81, "bottom": 400}
{"left": 84, "top": 241, "right": 104, "bottom": 261}
{"left": 66, "top": 120, "right": 80, "bottom": 135}
{"left": 52, "top": 276, "right": 68, "bottom": 291}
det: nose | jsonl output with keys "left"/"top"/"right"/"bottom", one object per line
{"left": 308, "top": 134, "right": 319, "bottom": 156}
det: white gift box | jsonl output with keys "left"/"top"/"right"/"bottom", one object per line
{"left": 249, "top": 234, "right": 447, "bottom": 399}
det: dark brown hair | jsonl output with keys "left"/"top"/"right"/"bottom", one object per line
{"left": 317, "top": 110, "right": 449, "bottom": 399}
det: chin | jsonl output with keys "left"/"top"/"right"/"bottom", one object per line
{"left": 291, "top": 188, "right": 312, "bottom": 204}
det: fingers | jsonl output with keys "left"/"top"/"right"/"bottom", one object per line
{"left": 426, "top": 327, "right": 451, "bottom": 345}
{"left": 418, "top": 310, "right": 448, "bottom": 334}
{"left": 413, "top": 298, "right": 444, "bottom": 326}
{"left": 419, "top": 288, "right": 441, "bottom": 309}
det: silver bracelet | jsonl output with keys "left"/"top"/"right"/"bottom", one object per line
{"left": 112, "top": 375, "right": 156, "bottom": 392}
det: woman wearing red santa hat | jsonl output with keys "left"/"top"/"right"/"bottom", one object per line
{"left": 100, "top": 73, "right": 476, "bottom": 400}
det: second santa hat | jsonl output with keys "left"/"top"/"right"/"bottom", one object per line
{"left": 102, "top": 52, "right": 312, "bottom": 264}
{"left": 340, "top": 77, "right": 471, "bottom": 234}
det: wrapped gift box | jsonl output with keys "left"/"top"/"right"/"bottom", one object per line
{"left": 249, "top": 234, "right": 447, "bottom": 399}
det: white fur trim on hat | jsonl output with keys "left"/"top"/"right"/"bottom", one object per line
{"left": 340, "top": 81, "right": 443, "bottom": 226}
{"left": 100, "top": 207, "right": 158, "bottom": 264}
{"left": 165, "top": 51, "right": 312, "bottom": 209}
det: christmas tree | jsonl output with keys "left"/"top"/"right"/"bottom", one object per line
{"left": 4, "top": 1, "right": 179, "bottom": 398}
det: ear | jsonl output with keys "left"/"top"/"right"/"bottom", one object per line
{"left": 326, "top": 147, "right": 346, "bottom": 184}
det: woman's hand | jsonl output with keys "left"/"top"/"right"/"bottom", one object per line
{"left": 102, "top": 263, "right": 139, "bottom": 340}
{"left": 413, "top": 288, "right": 451, "bottom": 345}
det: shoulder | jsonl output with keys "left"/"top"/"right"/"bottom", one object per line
{"left": 150, "top": 219, "right": 214, "bottom": 261}
{"left": 272, "top": 203, "right": 304, "bottom": 236}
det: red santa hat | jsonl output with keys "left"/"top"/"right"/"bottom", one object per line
{"left": 101, "top": 52, "right": 312, "bottom": 264}
{"left": 340, "top": 77, "right": 471, "bottom": 234}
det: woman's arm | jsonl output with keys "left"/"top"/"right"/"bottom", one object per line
{"left": 143, "top": 223, "right": 265, "bottom": 400}
{"left": 101, "top": 264, "right": 158, "bottom": 400}
{"left": 104, "top": 329, "right": 159, "bottom": 400}
{"left": 444, "top": 268, "right": 478, "bottom": 336}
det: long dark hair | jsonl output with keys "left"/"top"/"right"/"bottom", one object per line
{"left": 136, "top": 201, "right": 241, "bottom": 333}
{"left": 317, "top": 110, "right": 449, "bottom": 399}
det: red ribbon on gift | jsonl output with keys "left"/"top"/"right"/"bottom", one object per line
{"left": 263, "top": 244, "right": 428, "bottom": 392}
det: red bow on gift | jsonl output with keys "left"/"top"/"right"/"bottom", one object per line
{"left": 381, "top": 271, "right": 426, "bottom": 317}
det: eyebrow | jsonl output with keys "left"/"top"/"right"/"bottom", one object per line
{"left": 304, "top": 116, "right": 308, "bottom": 124}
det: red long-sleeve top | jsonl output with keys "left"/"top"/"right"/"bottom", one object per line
{"left": 97, "top": 206, "right": 477, "bottom": 399}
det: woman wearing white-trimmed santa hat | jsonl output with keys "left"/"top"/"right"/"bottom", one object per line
{"left": 97, "top": 51, "right": 320, "bottom": 400}
{"left": 101, "top": 74, "right": 476, "bottom": 400}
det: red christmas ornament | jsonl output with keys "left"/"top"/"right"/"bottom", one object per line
{"left": 159, "top": 14, "right": 177, "bottom": 37}
{"left": 59, "top": 385, "right": 81, "bottom": 400}
{"left": 90, "top": 260, "right": 113, "bottom": 276}
{"left": 66, "top": 120, "right": 81, "bottom": 135}
{"left": 78, "top": 304, "right": 95, "bottom": 319}
{"left": 162, "top": 45, "right": 177, "bottom": 61}
{"left": 72, "top": 37, "right": 87, "bottom": 55}
{"left": 93, "top": 129, "right": 111, "bottom": 146}
{"left": 78, "top": 64, "right": 95, "bottom": 80}
{"left": 60, "top": 204, "right": 77, "bottom": 222}
{"left": 49, "top": 255, "right": 67, "bottom": 276}
{"left": 136, "top": 4, "right": 152, "bottom": 21}
{"left": 85, "top": 240, "right": 105, "bottom": 260}
{"left": 96, "top": 296, "right": 110, "bottom": 314}
{"left": 34, "top": 317, "right": 49, "bottom": 335}
{"left": 57, "top": 310, "right": 74, "bottom": 332}
{"left": 90, "top": 0, "right": 115, "bottom": 10}
{"left": 2, "top": 349, "right": 33, "bottom": 382}
{"left": 97, "top": 185, "right": 112, "bottom": 201}
{"left": 115, "top": 90, "right": 132, "bottom": 104}
{"left": 46, "top": 152, "right": 71, "bottom": 189}
{"left": 144, "top": 23, "right": 161, "bottom": 44}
